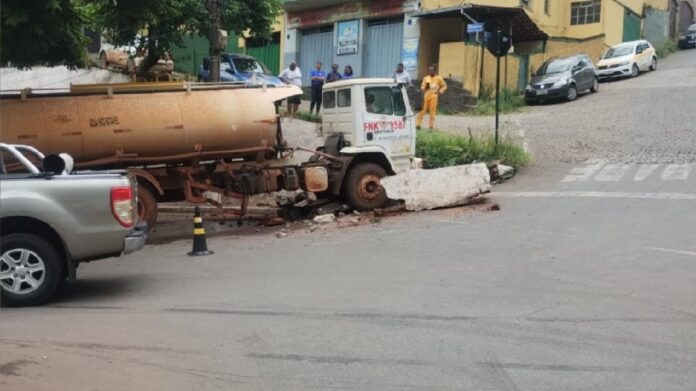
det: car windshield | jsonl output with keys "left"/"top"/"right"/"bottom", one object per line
{"left": 604, "top": 45, "right": 634, "bottom": 59}
{"left": 232, "top": 58, "right": 266, "bottom": 74}
{"left": 537, "top": 59, "right": 571, "bottom": 75}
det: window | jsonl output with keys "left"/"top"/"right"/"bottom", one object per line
{"left": 323, "top": 91, "right": 336, "bottom": 109}
{"left": 571, "top": 0, "right": 601, "bottom": 25}
{"left": 364, "top": 87, "right": 407, "bottom": 116}
{"left": 545, "top": 0, "right": 550, "bottom": 15}
{"left": 338, "top": 89, "right": 351, "bottom": 107}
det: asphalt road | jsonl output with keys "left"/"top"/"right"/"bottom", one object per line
{"left": 1, "top": 50, "right": 695, "bottom": 391}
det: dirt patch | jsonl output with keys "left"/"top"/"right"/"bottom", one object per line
{"left": 0, "top": 359, "right": 38, "bottom": 376}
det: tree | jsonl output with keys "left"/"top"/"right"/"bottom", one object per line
{"left": 92, "top": 0, "right": 282, "bottom": 75}
{"left": 1, "top": 0, "right": 91, "bottom": 68}
{"left": 0, "top": 0, "right": 281, "bottom": 72}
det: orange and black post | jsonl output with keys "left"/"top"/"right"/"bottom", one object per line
{"left": 188, "top": 206, "right": 213, "bottom": 256}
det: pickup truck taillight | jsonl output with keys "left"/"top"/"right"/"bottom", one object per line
{"left": 111, "top": 186, "right": 134, "bottom": 228}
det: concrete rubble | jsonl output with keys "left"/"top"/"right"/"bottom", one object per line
{"left": 381, "top": 163, "right": 491, "bottom": 211}
{"left": 313, "top": 214, "right": 336, "bottom": 224}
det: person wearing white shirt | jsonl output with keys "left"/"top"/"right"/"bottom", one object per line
{"left": 393, "top": 63, "right": 411, "bottom": 86}
{"left": 279, "top": 62, "right": 302, "bottom": 118}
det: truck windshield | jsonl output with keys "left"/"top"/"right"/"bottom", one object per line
{"left": 364, "top": 86, "right": 406, "bottom": 116}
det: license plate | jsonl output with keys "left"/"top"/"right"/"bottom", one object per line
{"left": 536, "top": 90, "right": 548, "bottom": 95}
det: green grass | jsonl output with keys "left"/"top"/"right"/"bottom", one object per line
{"left": 296, "top": 111, "right": 322, "bottom": 123}
{"left": 466, "top": 87, "right": 527, "bottom": 116}
{"left": 416, "top": 130, "right": 531, "bottom": 169}
{"left": 655, "top": 40, "right": 678, "bottom": 59}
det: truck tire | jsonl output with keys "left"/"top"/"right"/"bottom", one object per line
{"left": 344, "top": 163, "right": 388, "bottom": 211}
{"left": 137, "top": 186, "right": 158, "bottom": 231}
{"left": 0, "top": 233, "right": 64, "bottom": 306}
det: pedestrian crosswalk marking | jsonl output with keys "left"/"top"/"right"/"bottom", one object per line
{"left": 561, "top": 163, "right": 693, "bottom": 183}
{"left": 661, "top": 164, "right": 692, "bottom": 181}
{"left": 595, "top": 164, "right": 632, "bottom": 182}
{"left": 633, "top": 164, "right": 660, "bottom": 181}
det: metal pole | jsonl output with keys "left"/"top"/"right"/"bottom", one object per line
{"left": 207, "top": 0, "right": 222, "bottom": 83}
{"left": 495, "top": 30, "right": 501, "bottom": 146}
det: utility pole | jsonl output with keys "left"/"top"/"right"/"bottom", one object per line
{"left": 206, "top": 0, "right": 222, "bottom": 83}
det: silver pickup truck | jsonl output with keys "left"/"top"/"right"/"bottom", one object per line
{"left": 0, "top": 144, "right": 146, "bottom": 306}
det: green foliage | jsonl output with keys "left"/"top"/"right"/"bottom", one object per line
{"left": 655, "top": 40, "right": 678, "bottom": 59}
{"left": 467, "top": 86, "right": 526, "bottom": 116}
{"left": 416, "top": 130, "right": 530, "bottom": 169}
{"left": 296, "top": 111, "right": 322, "bottom": 123}
{"left": 1, "top": 0, "right": 90, "bottom": 68}
{"left": 0, "top": 0, "right": 282, "bottom": 69}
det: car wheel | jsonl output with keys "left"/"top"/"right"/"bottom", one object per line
{"left": 99, "top": 52, "right": 108, "bottom": 69}
{"left": 137, "top": 186, "right": 158, "bottom": 232}
{"left": 631, "top": 64, "right": 639, "bottom": 77}
{"left": 344, "top": 163, "right": 388, "bottom": 211}
{"left": 649, "top": 57, "right": 657, "bottom": 71}
{"left": 590, "top": 78, "right": 599, "bottom": 93}
{"left": 0, "top": 233, "right": 63, "bottom": 307}
{"left": 566, "top": 84, "right": 578, "bottom": 101}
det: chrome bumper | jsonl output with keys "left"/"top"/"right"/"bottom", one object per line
{"left": 123, "top": 222, "right": 147, "bottom": 255}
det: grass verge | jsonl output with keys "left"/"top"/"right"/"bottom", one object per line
{"left": 296, "top": 111, "right": 322, "bottom": 123}
{"left": 655, "top": 40, "right": 678, "bottom": 59}
{"left": 416, "top": 130, "right": 530, "bottom": 169}
{"left": 466, "top": 87, "right": 527, "bottom": 116}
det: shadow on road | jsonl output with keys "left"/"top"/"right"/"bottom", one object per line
{"left": 45, "top": 275, "right": 153, "bottom": 307}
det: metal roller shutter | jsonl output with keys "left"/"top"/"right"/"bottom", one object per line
{"left": 364, "top": 18, "right": 404, "bottom": 78}
{"left": 300, "top": 26, "right": 334, "bottom": 86}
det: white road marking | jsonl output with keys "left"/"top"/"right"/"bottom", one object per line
{"left": 633, "top": 164, "right": 660, "bottom": 181}
{"left": 647, "top": 247, "right": 696, "bottom": 257}
{"left": 594, "top": 164, "right": 632, "bottom": 182}
{"left": 661, "top": 164, "right": 693, "bottom": 181}
{"left": 561, "top": 160, "right": 605, "bottom": 182}
{"left": 495, "top": 191, "right": 696, "bottom": 200}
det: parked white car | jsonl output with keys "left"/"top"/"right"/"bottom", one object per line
{"left": 596, "top": 40, "right": 657, "bottom": 80}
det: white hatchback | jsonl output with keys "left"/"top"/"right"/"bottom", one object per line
{"left": 596, "top": 40, "right": 657, "bottom": 80}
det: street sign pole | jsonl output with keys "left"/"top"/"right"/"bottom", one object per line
{"left": 495, "top": 30, "right": 501, "bottom": 146}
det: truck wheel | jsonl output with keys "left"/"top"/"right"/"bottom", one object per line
{"left": 344, "top": 163, "right": 388, "bottom": 211}
{"left": 0, "top": 233, "right": 63, "bottom": 307}
{"left": 137, "top": 186, "right": 158, "bottom": 231}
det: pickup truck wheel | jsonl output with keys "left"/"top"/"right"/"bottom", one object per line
{"left": 137, "top": 186, "right": 158, "bottom": 231}
{"left": 344, "top": 163, "right": 388, "bottom": 211}
{"left": 0, "top": 234, "right": 63, "bottom": 307}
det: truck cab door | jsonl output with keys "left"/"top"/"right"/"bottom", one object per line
{"left": 361, "top": 86, "right": 412, "bottom": 169}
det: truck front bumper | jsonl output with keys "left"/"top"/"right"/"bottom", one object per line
{"left": 123, "top": 222, "right": 147, "bottom": 255}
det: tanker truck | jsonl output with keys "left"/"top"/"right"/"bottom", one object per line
{"left": 0, "top": 79, "right": 419, "bottom": 229}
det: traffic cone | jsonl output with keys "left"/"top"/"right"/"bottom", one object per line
{"left": 188, "top": 206, "right": 213, "bottom": 256}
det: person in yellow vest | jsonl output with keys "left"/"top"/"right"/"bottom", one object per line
{"left": 416, "top": 65, "right": 447, "bottom": 130}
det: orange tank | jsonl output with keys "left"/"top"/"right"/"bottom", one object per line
{"left": 0, "top": 83, "right": 301, "bottom": 165}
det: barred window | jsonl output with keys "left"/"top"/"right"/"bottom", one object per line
{"left": 571, "top": 0, "right": 601, "bottom": 25}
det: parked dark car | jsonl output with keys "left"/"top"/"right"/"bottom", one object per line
{"left": 198, "top": 53, "right": 283, "bottom": 85}
{"left": 678, "top": 23, "right": 696, "bottom": 49}
{"left": 525, "top": 54, "right": 599, "bottom": 104}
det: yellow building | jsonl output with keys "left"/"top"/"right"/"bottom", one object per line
{"left": 412, "top": 0, "right": 694, "bottom": 95}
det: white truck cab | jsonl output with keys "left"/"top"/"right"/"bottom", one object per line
{"left": 315, "top": 78, "right": 420, "bottom": 210}
{"left": 320, "top": 78, "right": 418, "bottom": 175}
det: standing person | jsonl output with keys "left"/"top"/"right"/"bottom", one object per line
{"left": 278, "top": 62, "right": 302, "bottom": 118}
{"left": 416, "top": 65, "right": 447, "bottom": 130}
{"left": 309, "top": 61, "right": 326, "bottom": 114}
{"left": 393, "top": 63, "right": 411, "bottom": 86}
{"left": 327, "top": 64, "right": 342, "bottom": 83}
{"left": 343, "top": 65, "right": 354, "bottom": 79}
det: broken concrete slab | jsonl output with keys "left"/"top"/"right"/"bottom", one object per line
{"left": 381, "top": 163, "right": 491, "bottom": 211}
{"left": 313, "top": 214, "right": 336, "bottom": 224}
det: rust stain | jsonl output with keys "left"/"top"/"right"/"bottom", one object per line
{"left": 17, "top": 134, "right": 38, "bottom": 139}
{"left": 113, "top": 129, "right": 132, "bottom": 134}
{"left": 165, "top": 125, "right": 184, "bottom": 130}
{"left": 61, "top": 131, "right": 82, "bottom": 136}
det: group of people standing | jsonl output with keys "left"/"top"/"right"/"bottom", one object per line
{"left": 278, "top": 61, "right": 446, "bottom": 129}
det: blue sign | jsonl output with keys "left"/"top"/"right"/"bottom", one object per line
{"left": 401, "top": 38, "right": 419, "bottom": 72}
{"left": 337, "top": 20, "right": 359, "bottom": 56}
{"left": 467, "top": 23, "right": 485, "bottom": 33}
